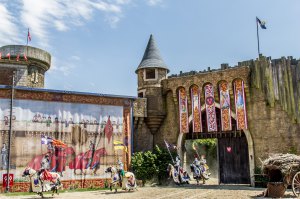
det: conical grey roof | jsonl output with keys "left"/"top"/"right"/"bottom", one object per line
{"left": 136, "top": 34, "right": 169, "bottom": 73}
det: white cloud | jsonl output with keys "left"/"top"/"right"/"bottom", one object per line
{"left": 54, "top": 21, "right": 68, "bottom": 32}
{"left": 48, "top": 56, "right": 75, "bottom": 76}
{"left": 17, "top": 0, "right": 131, "bottom": 47}
{"left": 0, "top": 3, "right": 21, "bottom": 45}
{"left": 0, "top": 0, "right": 163, "bottom": 47}
{"left": 146, "top": 0, "right": 163, "bottom": 6}
{"left": 70, "top": 55, "right": 81, "bottom": 61}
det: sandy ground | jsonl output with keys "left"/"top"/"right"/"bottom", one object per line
{"left": 1, "top": 178, "right": 298, "bottom": 199}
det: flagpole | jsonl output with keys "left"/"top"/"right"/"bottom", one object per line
{"left": 26, "top": 28, "right": 29, "bottom": 46}
{"left": 6, "top": 71, "right": 15, "bottom": 193}
{"left": 164, "top": 140, "right": 175, "bottom": 163}
{"left": 256, "top": 17, "right": 260, "bottom": 56}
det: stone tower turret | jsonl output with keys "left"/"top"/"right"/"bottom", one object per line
{"left": 135, "top": 35, "right": 169, "bottom": 148}
{"left": 0, "top": 45, "right": 51, "bottom": 88}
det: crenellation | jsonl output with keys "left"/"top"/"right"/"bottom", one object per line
{"left": 0, "top": 45, "right": 51, "bottom": 88}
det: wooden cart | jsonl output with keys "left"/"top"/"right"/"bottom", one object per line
{"left": 262, "top": 153, "right": 300, "bottom": 198}
{"left": 291, "top": 170, "right": 300, "bottom": 197}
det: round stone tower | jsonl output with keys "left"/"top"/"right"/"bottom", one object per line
{"left": 0, "top": 45, "right": 51, "bottom": 88}
{"left": 136, "top": 35, "right": 169, "bottom": 145}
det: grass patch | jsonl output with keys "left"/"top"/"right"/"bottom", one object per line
{"left": 1, "top": 187, "right": 109, "bottom": 197}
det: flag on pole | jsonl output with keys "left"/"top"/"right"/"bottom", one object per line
{"left": 41, "top": 135, "right": 67, "bottom": 148}
{"left": 164, "top": 140, "right": 176, "bottom": 150}
{"left": 256, "top": 17, "right": 267, "bottom": 29}
{"left": 192, "top": 142, "right": 197, "bottom": 150}
{"left": 113, "top": 140, "right": 128, "bottom": 152}
{"left": 27, "top": 28, "right": 31, "bottom": 43}
{"left": 41, "top": 135, "right": 52, "bottom": 145}
{"left": 6, "top": 53, "right": 10, "bottom": 60}
{"left": 16, "top": 54, "right": 20, "bottom": 61}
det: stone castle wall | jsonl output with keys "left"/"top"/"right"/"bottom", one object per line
{"left": 246, "top": 56, "right": 300, "bottom": 165}
{"left": 134, "top": 56, "right": 300, "bottom": 169}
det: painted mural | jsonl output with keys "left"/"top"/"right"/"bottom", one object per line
{"left": 234, "top": 79, "right": 248, "bottom": 130}
{"left": 190, "top": 85, "right": 202, "bottom": 132}
{"left": 204, "top": 84, "right": 217, "bottom": 132}
{"left": 0, "top": 98, "right": 129, "bottom": 184}
{"left": 178, "top": 88, "right": 188, "bottom": 133}
{"left": 219, "top": 81, "right": 232, "bottom": 131}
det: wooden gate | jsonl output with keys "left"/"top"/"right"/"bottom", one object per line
{"left": 218, "top": 133, "right": 250, "bottom": 184}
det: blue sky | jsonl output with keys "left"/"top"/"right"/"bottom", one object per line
{"left": 0, "top": 0, "right": 299, "bottom": 96}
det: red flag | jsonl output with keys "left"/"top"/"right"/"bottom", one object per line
{"left": 23, "top": 53, "right": 28, "bottom": 61}
{"left": 16, "top": 54, "right": 20, "bottom": 61}
{"left": 6, "top": 53, "right": 10, "bottom": 60}
{"left": 27, "top": 28, "right": 31, "bottom": 42}
{"left": 104, "top": 116, "right": 113, "bottom": 144}
{"left": 52, "top": 139, "right": 67, "bottom": 148}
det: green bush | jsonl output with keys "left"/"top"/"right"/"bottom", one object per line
{"left": 131, "top": 151, "right": 157, "bottom": 185}
{"left": 131, "top": 145, "right": 176, "bottom": 185}
{"left": 153, "top": 145, "right": 176, "bottom": 184}
{"left": 193, "top": 139, "right": 217, "bottom": 159}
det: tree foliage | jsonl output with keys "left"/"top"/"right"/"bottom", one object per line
{"left": 131, "top": 145, "right": 176, "bottom": 184}
{"left": 131, "top": 151, "right": 157, "bottom": 184}
{"left": 193, "top": 138, "right": 217, "bottom": 159}
{"left": 153, "top": 145, "right": 176, "bottom": 182}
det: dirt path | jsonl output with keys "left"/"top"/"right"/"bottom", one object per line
{"left": 1, "top": 180, "right": 297, "bottom": 199}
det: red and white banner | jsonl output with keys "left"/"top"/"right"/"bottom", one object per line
{"left": 2, "top": 174, "right": 14, "bottom": 188}
{"left": 204, "top": 84, "right": 217, "bottom": 132}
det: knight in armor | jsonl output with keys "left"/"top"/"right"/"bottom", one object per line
{"left": 200, "top": 155, "right": 211, "bottom": 176}
{"left": 193, "top": 154, "right": 201, "bottom": 168}
{"left": 41, "top": 154, "right": 50, "bottom": 171}
{"left": 174, "top": 155, "right": 181, "bottom": 174}
{"left": 38, "top": 154, "right": 54, "bottom": 183}
{"left": 1, "top": 143, "right": 8, "bottom": 169}
{"left": 117, "top": 160, "right": 124, "bottom": 181}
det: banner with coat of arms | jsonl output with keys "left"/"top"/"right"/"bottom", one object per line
{"left": 204, "top": 84, "right": 217, "bottom": 132}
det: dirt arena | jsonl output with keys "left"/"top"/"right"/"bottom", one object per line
{"left": 1, "top": 178, "right": 297, "bottom": 199}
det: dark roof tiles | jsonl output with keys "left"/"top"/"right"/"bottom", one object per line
{"left": 136, "top": 34, "right": 169, "bottom": 73}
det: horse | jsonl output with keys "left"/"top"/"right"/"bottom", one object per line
{"left": 23, "top": 167, "right": 62, "bottom": 198}
{"left": 105, "top": 166, "right": 137, "bottom": 193}
{"left": 167, "top": 164, "right": 190, "bottom": 185}
{"left": 190, "top": 163, "right": 209, "bottom": 185}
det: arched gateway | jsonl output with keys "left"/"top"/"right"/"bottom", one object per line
{"left": 176, "top": 103, "right": 255, "bottom": 186}
{"left": 133, "top": 34, "right": 254, "bottom": 186}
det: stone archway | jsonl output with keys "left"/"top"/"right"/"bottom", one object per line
{"left": 176, "top": 102, "right": 255, "bottom": 186}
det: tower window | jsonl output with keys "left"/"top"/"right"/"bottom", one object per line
{"left": 138, "top": 92, "right": 144, "bottom": 98}
{"left": 145, "top": 69, "right": 156, "bottom": 80}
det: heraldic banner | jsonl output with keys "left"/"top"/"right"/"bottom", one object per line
{"left": 219, "top": 81, "right": 232, "bottom": 131}
{"left": 178, "top": 88, "right": 189, "bottom": 133}
{"left": 234, "top": 79, "right": 248, "bottom": 130}
{"left": 190, "top": 85, "right": 202, "bottom": 132}
{"left": 204, "top": 84, "right": 217, "bottom": 132}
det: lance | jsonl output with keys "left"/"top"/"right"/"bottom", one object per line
{"left": 164, "top": 140, "right": 175, "bottom": 163}
{"left": 192, "top": 142, "right": 201, "bottom": 158}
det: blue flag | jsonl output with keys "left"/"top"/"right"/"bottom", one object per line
{"left": 256, "top": 17, "right": 267, "bottom": 29}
